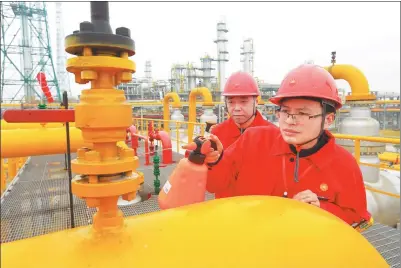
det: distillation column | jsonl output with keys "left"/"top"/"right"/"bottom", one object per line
{"left": 55, "top": 2, "right": 72, "bottom": 97}
{"left": 200, "top": 55, "right": 214, "bottom": 90}
{"left": 240, "top": 38, "right": 254, "bottom": 76}
{"left": 145, "top": 60, "right": 152, "bottom": 84}
{"left": 214, "top": 21, "right": 229, "bottom": 96}
{"left": 187, "top": 63, "right": 197, "bottom": 91}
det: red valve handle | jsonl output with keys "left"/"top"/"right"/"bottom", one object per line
{"left": 3, "top": 109, "right": 75, "bottom": 123}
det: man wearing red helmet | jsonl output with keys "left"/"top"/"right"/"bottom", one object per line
{"left": 209, "top": 71, "right": 275, "bottom": 199}
{"left": 203, "top": 64, "right": 371, "bottom": 228}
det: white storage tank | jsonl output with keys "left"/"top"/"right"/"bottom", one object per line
{"left": 170, "top": 108, "right": 185, "bottom": 130}
{"left": 200, "top": 108, "right": 218, "bottom": 124}
{"left": 337, "top": 105, "right": 400, "bottom": 227}
{"left": 199, "top": 108, "right": 218, "bottom": 135}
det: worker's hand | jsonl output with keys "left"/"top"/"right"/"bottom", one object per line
{"left": 293, "top": 190, "right": 320, "bottom": 207}
{"left": 204, "top": 134, "right": 223, "bottom": 164}
{"left": 209, "top": 123, "right": 218, "bottom": 133}
{"left": 181, "top": 134, "right": 223, "bottom": 164}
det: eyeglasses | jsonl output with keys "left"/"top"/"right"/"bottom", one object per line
{"left": 276, "top": 110, "right": 322, "bottom": 123}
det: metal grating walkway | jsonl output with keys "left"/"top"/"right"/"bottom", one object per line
{"left": 1, "top": 152, "right": 400, "bottom": 267}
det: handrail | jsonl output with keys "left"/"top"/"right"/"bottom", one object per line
{"left": 333, "top": 134, "right": 399, "bottom": 144}
{"left": 333, "top": 134, "right": 400, "bottom": 172}
{"left": 1, "top": 157, "right": 29, "bottom": 195}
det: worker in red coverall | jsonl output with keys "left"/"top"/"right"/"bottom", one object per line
{"left": 200, "top": 64, "right": 372, "bottom": 229}
{"left": 209, "top": 71, "right": 275, "bottom": 198}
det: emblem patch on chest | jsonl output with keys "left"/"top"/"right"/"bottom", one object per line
{"left": 320, "top": 183, "right": 328, "bottom": 192}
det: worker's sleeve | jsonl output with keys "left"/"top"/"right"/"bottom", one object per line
{"left": 320, "top": 167, "right": 370, "bottom": 225}
{"left": 206, "top": 131, "right": 247, "bottom": 194}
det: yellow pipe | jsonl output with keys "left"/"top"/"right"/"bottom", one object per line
{"left": 188, "top": 87, "right": 214, "bottom": 143}
{"left": 0, "top": 196, "right": 388, "bottom": 268}
{"left": 333, "top": 133, "right": 400, "bottom": 144}
{"left": 375, "top": 100, "right": 400, "bottom": 104}
{"left": 1, "top": 159, "right": 6, "bottom": 194}
{"left": 379, "top": 152, "right": 400, "bottom": 163}
{"left": 324, "top": 64, "right": 376, "bottom": 101}
{"left": 379, "top": 129, "right": 400, "bottom": 138}
{"left": 7, "top": 158, "right": 17, "bottom": 179}
{"left": 0, "top": 127, "right": 90, "bottom": 158}
{"left": 1, "top": 120, "right": 75, "bottom": 130}
{"left": 257, "top": 95, "right": 265, "bottom": 105}
{"left": 365, "top": 185, "right": 400, "bottom": 198}
{"left": 163, "top": 92, "right": 182, "bottom": 133}
{"left": 340, "top": 108, "right": 400, "bottom": 113}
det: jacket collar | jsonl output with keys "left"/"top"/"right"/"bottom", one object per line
{"left": 271, "top": 130, "right": 337, "bottom": 170}
{"left": 226, "top": 110, "right": 266, "bottom": 138}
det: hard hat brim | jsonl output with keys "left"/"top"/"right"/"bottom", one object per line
{"left": 222, "top": 92, "right": 260, "bottom": 97}
{"left": 270, "top": 92, "right": 342, "bottom": 109}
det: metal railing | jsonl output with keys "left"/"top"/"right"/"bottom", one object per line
{"left": 132, "top": 118, "right": 206, "bottom": 153}
{"left": 333, "top": 134, "right": 400, "bottom": 172}
{"left": 1, "top": 157, "right": 29, "bottom": 195}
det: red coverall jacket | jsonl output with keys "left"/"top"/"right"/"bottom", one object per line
{"left": 207, "top": 126, "right": 370, "bottom": 225}
{"left": 210, "top": 110, "right": 275, "bottom": 198}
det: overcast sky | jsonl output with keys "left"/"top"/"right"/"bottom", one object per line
{"left": 46, "top": 1, "right": 400, "bottom": 96}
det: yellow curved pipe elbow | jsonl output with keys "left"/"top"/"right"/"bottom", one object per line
{"left": 1, "top": 196, "right": 388, "bottom": 268}
{"left": 0, "top": 127, "right": 91, "bottom": 158}
{"left": 163, "top": 92, "right": 182, "bottom": 132}
{"left": 188, "top": 87, "right": 214, "bottom": 143}
{"left": 324, "top": 64, "right": 376, "bottom": 101}
{"left": 257, "top": 95, "right": 265, "bottom": 105}
{"left": 1, "top": 120, "right": 75, "bottom": 130}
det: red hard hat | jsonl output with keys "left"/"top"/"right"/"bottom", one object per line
{"left": 222, "top": 72, "right": 260, "bottom": 96}
{"left": 270, "top": 64, "right": 342, "bottom": 109}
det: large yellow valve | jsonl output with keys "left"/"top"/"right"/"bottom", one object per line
{"left": 64, "top": 2, "right": 143, "bottom": 231}
{"left": 0, "top": 196, "right": 388, "bottom": 268}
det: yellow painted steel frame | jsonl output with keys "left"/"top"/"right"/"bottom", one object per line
{"left": 187, "top": 87, "right": 214, "bottom": 143}
{"left": 324, "top": 64, "right": 376, "bottom": 101}
{"left": 66, "top": 47, "right": 143, "bottom": 231}
{"left": 163, "top": 92, "right": 182, "bottom": 133}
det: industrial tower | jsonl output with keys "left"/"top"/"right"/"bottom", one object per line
{"left": 214, "top": 21, "right": 229, "bottom": 93}
{"left": 55, "top": 2, "right": 72, "bottom": 97}
{"left": 240, "top": 38, "right": 255, "bottom": 76}
{"left": 1, "top": 1, "right": 61, "bottom": 103}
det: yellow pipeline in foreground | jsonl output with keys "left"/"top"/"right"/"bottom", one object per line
{"left": 1, "top": 127, "right": 89, "bottom": 158}
{"left": 1, "top": 196, "right": 387, "bottom": 268}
